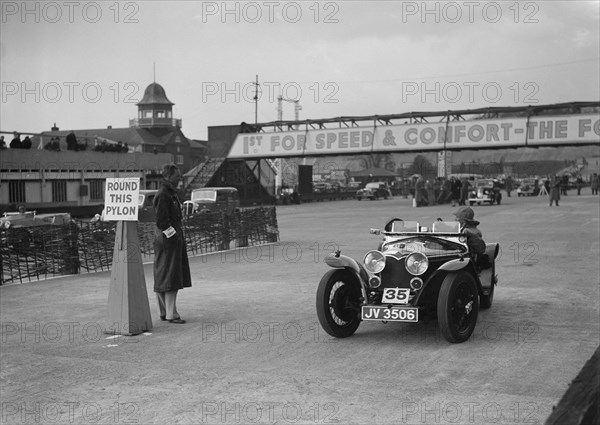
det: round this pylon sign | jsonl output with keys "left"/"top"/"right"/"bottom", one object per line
{"left": 103, "top": 178, "right": 141, "bottom": 221}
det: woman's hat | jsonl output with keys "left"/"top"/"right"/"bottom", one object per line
{"left": 453, "top": 206, "right": 475, "bottom": 222}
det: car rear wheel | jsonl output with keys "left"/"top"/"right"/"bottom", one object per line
{"left": 437, "top": 272, "right": 479, "bottom": 343}
{"left": 316, "top": 269, "right": 361, "bottom": 338}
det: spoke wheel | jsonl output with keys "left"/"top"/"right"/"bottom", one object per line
{"left": 438, "top": 272, "right": 479, "bottom": 343}
{"left": 316, "top": 270, "right": 361, "bottom": 338}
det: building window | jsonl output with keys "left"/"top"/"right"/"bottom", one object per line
{"left": 51, "top": 181, "right": 67, "bottom": 202}
{"left": 143, "top": 110, "right": 152, "bottom": 118}
{"left": 157, "top": 110, "right": 165, "bottom": 118}
{"left": 89, "top": 180, "right": 104, "bottom": 201}
{"left": 176, "top": 155, "right": 184, "bottom": 165}
{"left": 175, "top": 136, "right": 181, "bottom": 143}
{"left": 9, "top": 181, "right": 26, "bottom": 204}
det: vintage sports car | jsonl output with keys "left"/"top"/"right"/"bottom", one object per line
{"left": 356, "top": 182, "right": 392, "bottom": 201}
{"left": 468, "top": 179, "right": 502, "bottom": 206}
{"left": 316, "top": 218, "right": 499, "bottom": 343}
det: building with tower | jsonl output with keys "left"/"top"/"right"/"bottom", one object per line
{"left": 0, "top": 81, "right": 207, "bottom": 216}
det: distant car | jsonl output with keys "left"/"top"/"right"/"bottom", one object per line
{"left": 183, "top": 187, "right": 240, "bottom": 216}
{"left": 516, "top": 179, "right": 539, "bottom": 197}
{"left": 313, "top": 182, "right": 329, "bottom": 193}
{"left": 356, "top": 182, "right": 392, "bottom": 200}
{"left": 468, "top": 179, "right": 502, "bottom": 205}
{"left": 1, "top": 211, "right": 74, "bottom": 251}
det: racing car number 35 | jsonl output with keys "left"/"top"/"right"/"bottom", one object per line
{"left": 381, "top": 288, "right": 410, "bottom": 304}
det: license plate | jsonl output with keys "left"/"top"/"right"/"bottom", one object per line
{"left": 381, "top": 288, "right": 410, "bottom": 304}
{"left": 361, "top": 306, "right": 418, "bottom": 322}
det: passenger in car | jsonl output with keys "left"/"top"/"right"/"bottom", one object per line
{"left": 453, "top": 206, "right": 486, "bottom": 255}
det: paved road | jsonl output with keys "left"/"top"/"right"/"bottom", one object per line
{"left": 1, "top": 193, "right": 598, "bottom": 424}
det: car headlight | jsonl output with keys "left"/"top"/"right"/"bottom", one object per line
{"left": 3, "top": 221, "right": 11, "bottom": 229}
{"left": 405, "top": 252, "right": 428, "bottom": 275}
{"left": 364, "top": 250, "right": 385, "bottom": 273}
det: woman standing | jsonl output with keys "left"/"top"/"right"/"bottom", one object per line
{"left": 549, "top": 175, "right": 561, "bottom": 207}
{"left": 153, "top": 164, "right": 192, "bottom": 324}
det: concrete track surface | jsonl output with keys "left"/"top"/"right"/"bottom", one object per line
{"left": 1, "top": 193, "right": 599, "bottom": 425}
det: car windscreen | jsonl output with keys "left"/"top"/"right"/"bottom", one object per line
{"left": 191, "top": 190, "right": 217, "bottom": 202}
{"left": 383, "top": 237, "right": 466, "bottom": 256}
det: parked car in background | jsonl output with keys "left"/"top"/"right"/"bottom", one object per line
{"left": 516, "top": 178, "right": 540, "bottom": 196}
{"left": 183, "top": 187, "right": 240, "bottom": 216}
{"left": 356, "top": 182, "right": 393, "bottom": 200}
{"left": 1, "top": 211, "right": 74, "bottom": 251}
{"left": 468, "top": 179, "right": 502, "bottom": 205}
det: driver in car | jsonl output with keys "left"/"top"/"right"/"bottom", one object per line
{"left": 453, "top": 206, "right": 486, "bottom": 256}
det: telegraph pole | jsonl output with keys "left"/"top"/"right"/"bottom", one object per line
{"left": 252, "top": 75, "right": 259, "bottom": 126}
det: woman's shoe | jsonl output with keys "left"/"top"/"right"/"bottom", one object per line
{"left": 160, "top": 315, "right": 166, "bottom": 321}
{"left": 168, "top": 318, "right": 186, "bottom": 324}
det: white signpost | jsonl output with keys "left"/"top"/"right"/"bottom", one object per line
{"left": 103, "top": 178, "right": 140, "bottom": 221}
{"left": 104, "top": 177, "right": 153, "bottom": 336}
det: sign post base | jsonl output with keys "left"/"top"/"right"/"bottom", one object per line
{"left": 106, "top": 220, "right": 153, "bottom": 336}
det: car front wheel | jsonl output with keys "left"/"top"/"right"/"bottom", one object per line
{"left": 437, "top": 272, "right": 479, "bottom": 343}
{"left": 316, "top": 269, "right": 361, "bottom": 338}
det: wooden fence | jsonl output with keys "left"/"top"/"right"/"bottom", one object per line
{"left": 0, "top": 207, "right": 279, "bottom": 285}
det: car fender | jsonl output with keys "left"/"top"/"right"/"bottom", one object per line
{"left": 324, "top": 252, "right": 369, "bottom": 300}
{"left": 438, "top": 258, "right": 471, "bottom": 272}
{"left": 416, "top": 260, "right": 483, "bottom": 304}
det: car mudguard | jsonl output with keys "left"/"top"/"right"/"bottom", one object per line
{"left": 324, "top": 252, "right": 369, "bottom": 301}
{"left": 437, "top": 258, "right": 471, "bottom": 272}
{"left": 414, "top": 258, "right": 483, "bottom": 305}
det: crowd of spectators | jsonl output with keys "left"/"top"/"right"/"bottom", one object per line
{"left": 3, "top": 133, "right": 33, "bottom": 149}
{"left": 411, "top": 176, "right": 482, "bottom": 207}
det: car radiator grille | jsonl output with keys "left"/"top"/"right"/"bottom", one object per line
{"left": 380, "top": 257, "right": 411, "bottom": 288}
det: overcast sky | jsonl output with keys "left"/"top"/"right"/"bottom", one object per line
{"left": 1, "top": 0, "right": 599, "bottom": 140}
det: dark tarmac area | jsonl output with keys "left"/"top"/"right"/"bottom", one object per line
{"left": 1, "top": 192, "right": 599, "bottom": 424}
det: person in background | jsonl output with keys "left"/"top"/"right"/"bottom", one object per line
{"left": 591, "top": 173, "right": 599, "bottom": 195}
{"left": 414, "top": 176, "right": 426, "bottom": 207}
{"left": 459, "top": 177, "right": 470, "bottom": 206}
{"left": 451, "top": 177, "right": 462, "bottom": 207}
{"left": 426, "top": 179, "right": 436, "bottom": 206}
{"left": 576, "top": 175, "right": 583, "bottom": 195}
{"left": 153, "top": 164, "right": 192, "bottom": 324}
{"left": 10, "top": 132, "right": 22, "bottom": 149}
{"left": 549, "top": 175, "right": 561, "bottom": 207}
{"left": 505, "top": 176, "right": 514, "bottom": 197}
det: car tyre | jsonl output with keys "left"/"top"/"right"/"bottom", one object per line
{"left": 437, "top": 271, "right": 479, "bottom": 343}
{"left": 316, "top": 269, "right": 361, "bottom": 338}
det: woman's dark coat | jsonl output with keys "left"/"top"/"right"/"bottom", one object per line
{"left": 153, "top": 181, "right": 192, "bottom": 293}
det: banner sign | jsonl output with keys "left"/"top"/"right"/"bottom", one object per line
{"left": 103, "top": 178, "right": 140, "bottom": 221}
{"left": 227, "top": 114, "right": 600, "bottom": 158}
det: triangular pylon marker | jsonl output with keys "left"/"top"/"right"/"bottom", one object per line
{"left": 106, "top": 221, "right": 153, "bottom": 336}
